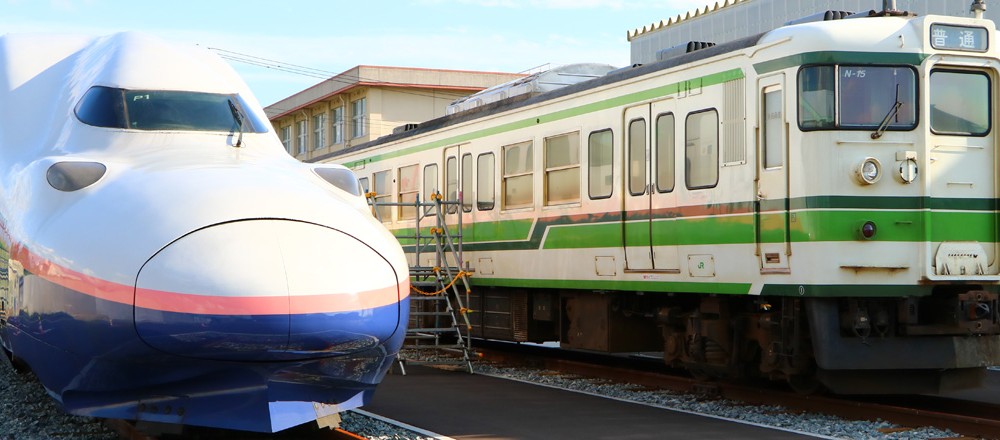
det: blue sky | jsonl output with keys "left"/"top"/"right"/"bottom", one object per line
{"left": 0, "top": 0, "right": 712, "bottom": 106}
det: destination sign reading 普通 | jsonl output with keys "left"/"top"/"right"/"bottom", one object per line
{"left": 930, "top": 24, "right": 988, "bottom": 52}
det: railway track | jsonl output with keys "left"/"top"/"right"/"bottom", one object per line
{"left": 473, "top": 341, "right": 1000, "bottom": 439}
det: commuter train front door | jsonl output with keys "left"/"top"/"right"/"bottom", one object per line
{"left": 755, "top": 75, "right": 791, "bottom": 273}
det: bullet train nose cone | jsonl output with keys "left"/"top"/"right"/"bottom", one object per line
{"left": 134, "top": 220, "right": 402, "bottom": 361}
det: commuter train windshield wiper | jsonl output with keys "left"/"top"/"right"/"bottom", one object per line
{"left": 228, "top": 98, "right": 245, "bottom": 148}
{"left": 872, "top": 84, "right": 902, "bottom": 140}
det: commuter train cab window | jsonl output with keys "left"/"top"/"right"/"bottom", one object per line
{"left": 503, "top": 141, "right": 534, "bottom": 210}
{"left": 445, "top": 156, "right": 458, "bottom": 214}
{"left": 423, "top": 163, "right": 438, "bottom": 201}
{"left": 477, "top": 153, "right": 495, "bottom": 211}
{"left": 655, "top": 114, "right": 675, "bottom": 193}
{"left": 930, "top": 69, "right": 991, "bottom": 136}
{"left": 685, "top": 109, "right": 719, "bottom": 190}
{"left": 798, "top": 65, "right": 917, "bottom": 131}
{"left": 397, "top": 164, "right": 419, "bottom": 220}
{"left": 544, "top": 132, "right": 580, "bottom": 205}
{"left": 75, "top": 86, "right": 268, "bottom": 133}
{"left": 372, "top": 170, "right": 391, "bottom": 222}
{"left": 588, "top": 129, "right": 613, "bottom": 200}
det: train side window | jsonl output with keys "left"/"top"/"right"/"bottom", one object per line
{"left": 423, "top": 164, "right": 439, "bottom": 200}
{"left": 503, "top": 141, "right": 534, "bottom": 210}
{"left": 798, "top": 66, "right": 835, "bottom": 129}
{"left": 930, "top": 70, "right": 991, "bottom": 136}
{"left": 685, "top": 109, "right": 719, "bottom": 190}
{"left": 655, "top": 114, "right": 675, "bottom": 193}
{"left": 628, "top": 119, "right": 647, "bottom": 196}
{"left": 588, "top": 129, "right": 613, "bottom": 199}
{"left": 358, "top": 177, "right": 370, "bottom": 194}
{"left": 477, "top": 153, "right": 495, "bottom": 211}
{"left": 445, "top": 156, "right": 458, "bottom": 213}
{"left": 397, "top": 164, "right": 419, "bottom": 220}
{"left": 462, "top": 154, "right": 473, "bottom": 212}
{"left": 544, "top": 132, "right": 580, "bottom": 205}
{"left": 372, "top": 170, "right": 392, "bottom": 222}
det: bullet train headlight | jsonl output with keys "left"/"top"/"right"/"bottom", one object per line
{"left": 855, "top": 157, "right": 882, "bottom": 185}
{"left": 313, "top": 166, "right": 363, "bottom": 196}
{"left": 46, "top": 161, "right": 107, "bottom": 192}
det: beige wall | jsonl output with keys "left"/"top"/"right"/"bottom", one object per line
{"left": 267, "top": 66, "right": 524, "bottom": 162}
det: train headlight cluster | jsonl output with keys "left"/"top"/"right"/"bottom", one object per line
{"left": 46, "top": 161, "right": 106, "bottom": 192}
{"left": 855, "top": 157, "right": 882, "bottom": 185}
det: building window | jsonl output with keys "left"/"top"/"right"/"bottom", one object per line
{"left": 588, "top": 129, "right": 613, "bottom": 199}
{"left": 477, "top": 153, "right": 495, "bottom": 211}
{"left": 398, "top": 164, "right": 419, "bottom": 220}
{"left": 351, "top": 98, "right": 367, "bottom": 138}
{"left": 281, "top": 126, "right": 292, "bottom": 154}
{"left": 372, "top": 170, "right": 391, "bottom": 222}
{"left": 313, "top": 113, "right": 327, "bottom": 150}
{"left": 296, "top": 120, "right": 307, "bottom": 155}
{"left": 544, "top": 132, "right": 580, "bottom": 205}
{"left": 502, "top": 141, "right": 533, "bottom": 209}
{"left": 685, "top": 109, "right": 719, "bottom": 189}
{"left": 331, "top": 106, "right": 344, "bottom": 144}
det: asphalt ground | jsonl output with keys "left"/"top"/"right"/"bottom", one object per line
{"left": 362, "top": 364, "right": 816, "bottom": 440}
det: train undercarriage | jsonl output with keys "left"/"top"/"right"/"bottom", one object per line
{"left": 463, "top": 286, "right": 1000, "bottom": 394}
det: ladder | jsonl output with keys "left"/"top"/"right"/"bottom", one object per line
{"left": 366, "top": 191, "right": 474, "bottom": 374}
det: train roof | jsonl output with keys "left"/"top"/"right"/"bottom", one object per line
{"left": 311, "top": 31, "right": 764, "bottom": 164}
{"left": 314, "top": 10, "right": 989, "bottom": 164}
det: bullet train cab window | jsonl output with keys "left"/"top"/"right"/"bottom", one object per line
{"left": 930, "top": 70, "right": 990, "bottom": 136}
{"left": 798, "top": 66, "right": 916, "bottom": 131}
{"left": 75, "top": 86, "right": 267, "bottom": 133}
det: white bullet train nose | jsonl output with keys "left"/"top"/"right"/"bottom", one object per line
{"left": 133, "top": 219, "right": 404, "bottom": 361}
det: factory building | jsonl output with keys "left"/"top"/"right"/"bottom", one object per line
{"left": 265, "top": 66, "right": 523, "bottom": 161}
{"left": 630, "top": 0, "right": 990, "bottom": 65}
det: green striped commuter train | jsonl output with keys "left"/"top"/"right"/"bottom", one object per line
{"left": 329, "top": 6, "right": 1000, "bottom": 394}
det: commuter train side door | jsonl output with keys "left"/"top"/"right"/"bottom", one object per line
{"left": 755, "top": 75, "right": 791, "bottom": 273}
{"left": 622, "top": 101, "right": 680, "bottom": 272}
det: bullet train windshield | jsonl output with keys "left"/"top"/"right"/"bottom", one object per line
{"left": 74, "top": 85, "right": 269, "bottom": 133}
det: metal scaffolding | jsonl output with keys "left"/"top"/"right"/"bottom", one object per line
{"left": 367, "top": 191, "right": 474, "bottom": 374}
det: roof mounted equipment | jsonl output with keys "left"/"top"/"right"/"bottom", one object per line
{"left": 785, "top": 10, "right": 855, "bottom": 26}
{"left": 656, "top": 41, "right": 716, "bottom": 62}
{"left": 972, "top": 0, "right": 986, "bottom": 19}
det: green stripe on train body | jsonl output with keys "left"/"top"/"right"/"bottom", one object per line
{"left": 393, "top": 196, "right": 999, "bottom": 250}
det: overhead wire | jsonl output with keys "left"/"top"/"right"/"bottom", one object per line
{"left": 207, "top": 46, "right": 518, "bottom": 115}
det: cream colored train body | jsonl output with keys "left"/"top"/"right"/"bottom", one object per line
{"left": 331, "top": 9, "right": 1000, "bottom": 393}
